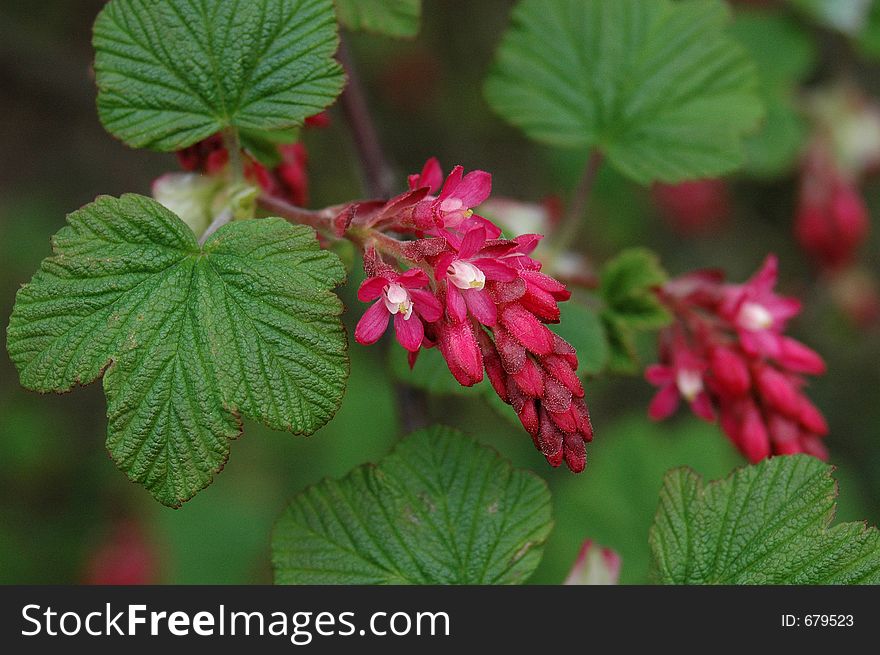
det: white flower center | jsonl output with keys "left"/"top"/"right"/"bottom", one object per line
{"left": 676, "top": 369, "right": 703, "bottom": 402}
{"left": 448, "top": 261, "right": 486, "bottom": 290}
{"left": 383, "top": 283, "right": 413, "bottom": 320}
{"left": 738, "top": 301, "right": 773, "bottom": 331}
{"left": 439, "top": 197, "right": 463, "bottom": 212}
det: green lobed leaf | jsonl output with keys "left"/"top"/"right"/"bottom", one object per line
{"left": 335, "top": 0, "right": 421, "bottom": 38}
{"left": 93, "top": 0, "right": 345, "bottom": 151}
{"left": 650, "top": 455, "right": 880, "bottom": 584}
{"left": 600, "top": 248, "right": 670, "bottom": 330}
{"left": 6, "top": 195, "right": 348, "bottom": 507}
{"left": 272, "top": 425, "right": 553, "bottom": 584}
{"left": 484, "top": 0, "right": 764, "bottom": 184}
{"left": 729, "top": 13, "right": 815, "bottom": 177}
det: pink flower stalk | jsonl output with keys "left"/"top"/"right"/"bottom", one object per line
{"left": 352, "top": 159, "right": 593, "bottom": 473}
{"left": 649, "top": 255, "right": 829, "bottom": 462}
{"left": 355, "top": 269, "right": 442, "bottom": 352}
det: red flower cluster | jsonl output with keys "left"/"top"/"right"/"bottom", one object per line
{"left": 795, "top": 145, "right": 869, "bottom": 271}
{"left": 354, "top": 159, "right": 593, "bottom": 472}
{"left": 652, "top": 178, "right": 730, "bottom": 235}
{"left": 647, "top": 255, "right": 829, "bottom": 462}
{"left": 175, "top": 112, "right": 330, "bottom": 206}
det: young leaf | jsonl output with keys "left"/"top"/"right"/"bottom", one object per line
{"left": 93, "top": 0, "right": 345, "bottom": 151}
{"left": 335, "top": 0, "right": 421, "bottom": 38}
{"left": 650, "top": 455, "right": 880, "bottom": 584}
{"left": 6, "top": 195, "right": 348, "bottom": 507}
{"left": 272, "top": 425, "right": 553, "bottom": 584}
{"left": 600, "top": 248, "right": 670, "bottom": 330}
{"left": 484, "top": 0, "right": 764, "bottom": 184}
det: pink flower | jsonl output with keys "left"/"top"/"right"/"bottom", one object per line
{"left": 410, "top": 162, "right": 501, "bottom": 238}
{"left": 645, "top": 339, "right": 715, "bottom": 422}
{"left": 355, "top": 269, "right": 442, "bottom": 352}
{"left": 719, "top": 255, "right": 801, "bottom": 358}
{"left": 433, "top": 226, "right": 518, "bottom": 326}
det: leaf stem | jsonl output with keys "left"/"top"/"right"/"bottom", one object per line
{"left": 549, "top": 150, "right": 603, "bottom": 257}
{"left": 337, "top": 37, "right": 395, "bottom": 198}
{"left": 222, "top": 127, "right": 245, "bottom": 183}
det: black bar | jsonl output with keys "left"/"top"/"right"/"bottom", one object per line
{"left": 0, "top": 585, "right": 874, "bottom": 651}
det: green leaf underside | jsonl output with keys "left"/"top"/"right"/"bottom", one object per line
{"left": 485, "top": 0, "right": 764, "bottom": 183}
{"left": 272, "top": 426, "right": 553, "bottom": 584}
{"left": 650, "top": 455, "right": 880, "bottom": 584}
{"left": 93, "top": 0, "right": 345, "bottom": 151}
{"left": 600, "top": 248, "right": 670, "bottom": 330}
{"left": 6, "top": 195, "right": 347, "bottom": 507}
{"left": 335, "top": 0, "right": 421, "bottom": 38}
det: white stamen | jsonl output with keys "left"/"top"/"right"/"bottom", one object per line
{"left": 383, "top": 283, "right": 413, "bottom": 320}
{"left": 738, "top": 301, "right": 773, "bottom": 331}
{"left": 676, "top": 369, "right": 703, "bottom": 402}
{"left": 448, "top": 261, "right": 486, "bottom": 290}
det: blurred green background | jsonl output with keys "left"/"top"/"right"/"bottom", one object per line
{"left": 1, "top": 0, "right": 878, "bottom": 584}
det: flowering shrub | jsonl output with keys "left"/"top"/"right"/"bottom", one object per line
{"left": 4, "top": 0, "right": 880, "bottom": 585}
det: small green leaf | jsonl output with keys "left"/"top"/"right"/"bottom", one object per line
{"left": 485, "top": 0, "right": 764, "bottom": 184}
{"left": 554, "top": 300, "right": 609, "bottom": 376}
{"left": 600, "top": 248, "right": 670, "bottom": 330}
{"left": 335, "top": 0, "right": 421, "bottom": 38}
{"left": 93, "top": 0, "right": 345, "bottom": 151}
{"left": 6, "top": 195, "right": 348, "bottom": 506}
{"left": 650, "top": 455, "right": 880, "bottom": 584}
{"left": 272, "top": 425, "right": 553, "bottom": 584}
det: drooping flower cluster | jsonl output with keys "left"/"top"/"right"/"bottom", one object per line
{"left": 795, "top": 85, "right": 879, "bottom": 272}
{"left": 353, "top": 159, "right": 593, "bottom": 472}
{"left": 796, "top": 143, "right": 869, "bottom": 271}
{"left": 647, "top": 255, "right": 829, "bottom": 462}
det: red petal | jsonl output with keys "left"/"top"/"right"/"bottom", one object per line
{"left": 445, "top": 285, "right": 467, "bottom": 322}
{"left": 454, "top": 170, "right": 492, "bottom": 208}
{"left": 648, "top": 384, "right": 680, "bottom": 420}
{"left": 463, "top": 288, "right": 497, "bottom": 326}
{"left": 410, "top": 288, "right": 443, "bottom": 323}
{"left": 358, "top": 276, "right": 389, "bottom": 302}
{"left": 394, "top": 313, "right": 424, "bottom": 352}
{"left": 354, "top": 301, "right": 390, "bottom": 345}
